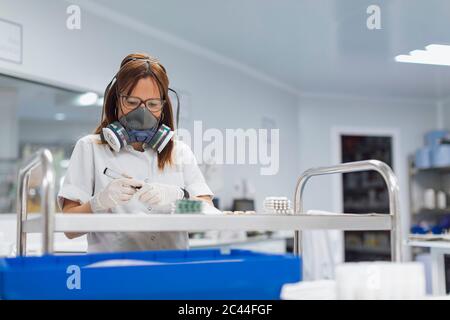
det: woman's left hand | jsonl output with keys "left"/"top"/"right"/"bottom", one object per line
{"left": 136, "top": 182, "right": 184, "bottom": 206}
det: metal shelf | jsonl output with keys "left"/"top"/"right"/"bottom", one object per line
{"left": 407, "top": 240, "right": 450, "bottom": 249}
{"left": 22, "top": 213, "right": 392, "bottom": 233}
{"left": 411, "top": 166, "right": 450, "bottom": 176}
{"left": 413, "top": 208, "right": 450, "bottom": 215}
{"left": 408, "top": 157, "right": 450, "bottom": 244}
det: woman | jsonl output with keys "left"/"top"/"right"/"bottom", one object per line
{"left": 57, "top": 53, "right": 213, "bottom": 253}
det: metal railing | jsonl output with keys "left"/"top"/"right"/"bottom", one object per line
{"left": 293, "top": 160, "right": 402, "bottom": 262}
{"left": 16, "top": 149, "right": 55, "bottom": 255}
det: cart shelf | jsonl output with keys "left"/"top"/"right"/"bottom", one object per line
{"left": 22, "top": 212, "right": 392, "bottom": 233}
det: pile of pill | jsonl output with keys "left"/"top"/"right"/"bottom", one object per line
{"left": 173, "top": 200, "right": 204, "bottom": 213}
{"left": 263, "top": 197, "right": 293, "bottom": 214}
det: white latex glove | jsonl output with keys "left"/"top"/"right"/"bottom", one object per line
{"left": 90, "top": 178, "right": 143, "bottom": 212}
{"left": 136, "top": 182, "right": 184, "bottom": 207}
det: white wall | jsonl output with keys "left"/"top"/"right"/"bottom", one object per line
{"left": 19, "top": 119, "right": 96, "bottom": 144}
{"left": 0, "top": 89, "right": 18, "bottom": 159}
{"left": 0, "top": 0, "right": 300, "bottom": 210}
{"left": 298, "top": 94, "right": 437, "bottom": 259}
{"left": 440, "top": 100, "right": 450, "bottom": 129}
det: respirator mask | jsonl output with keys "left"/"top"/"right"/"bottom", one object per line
{"left": 100, "top": 57, "right": 179, "bottom": 153}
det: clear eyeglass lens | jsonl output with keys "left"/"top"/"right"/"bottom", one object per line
{"left": 124, "top": 96, "right": 141, "bottom": 108}
{"left": 146, "top": 99, "right": 163, "bottom": 111}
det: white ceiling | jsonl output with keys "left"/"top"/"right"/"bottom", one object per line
{"left": 90, "top": 0, "right": 450, "bottom": 101}
{"left": 5, "top": 0, "right": 450, "bottom": 123}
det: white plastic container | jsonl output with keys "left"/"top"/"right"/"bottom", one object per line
{"left": 335, "top": 262, "right": 426, "bottom": 300}
{"left": 437, "top": 191, "right": 447, "bottom": 209}
{"left": 424, "top": 189, "right": 436, "bottom": 210}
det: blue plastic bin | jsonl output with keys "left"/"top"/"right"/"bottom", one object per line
{"left": 425, "top": 130, "right": 450, "bottom": 147}
{"left": 431, "top": 145, "right": 450, "bottom": 167}
{"left": 415, "top": 147, "right": 431, "bottom": 169}
{"left": 0, "top": 249, "right": 301, "bottom": 300}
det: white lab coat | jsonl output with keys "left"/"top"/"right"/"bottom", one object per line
{"left": 302, "top": 211, "right": 344, "bottom": 281}
{"left": 57, "top": 134, "right": 213, "bottom": 253}
{"left": 302, "top": 230, "right": 344, "bottom": 281}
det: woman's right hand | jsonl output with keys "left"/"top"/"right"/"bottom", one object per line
{"left": 90, "top": 178, "right": 143, "bottom": 212}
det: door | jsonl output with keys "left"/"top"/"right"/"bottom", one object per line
{"left": 341, "top": 135, "right": 393, "bottom": 262}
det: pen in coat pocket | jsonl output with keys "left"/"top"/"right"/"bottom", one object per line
{"left": 103, "top": 167, "right": 142, "bottom": 190}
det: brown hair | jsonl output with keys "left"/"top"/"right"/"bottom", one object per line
{"left": 94, "top": 53, "right": 174, "bottom": 170}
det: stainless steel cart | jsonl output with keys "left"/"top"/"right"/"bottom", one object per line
{"left": 16, "top": 149, "right": 402, "bottom": 262}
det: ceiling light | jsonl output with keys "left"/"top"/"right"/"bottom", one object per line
{"left": 395, "top": 44, "right": 450, "bottom": 66}
{"left": 78, "top": 92, "right": 98, "bottom": 106}
{"left": 54, "top": 113, "right": 66, "bottom": 121}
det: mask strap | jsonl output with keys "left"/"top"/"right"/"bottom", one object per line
{"left": 168, "top": 88, "right": 180, "bottom": 129}
{"left": 101, "top": 76, "right": 116, "bottom": 124}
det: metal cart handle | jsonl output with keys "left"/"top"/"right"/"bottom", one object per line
{"left": 16, "top": 149, "right": 55, "bottom": 256}
{"left": 293, "top": 160, "right": 402, "bottom": 262}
